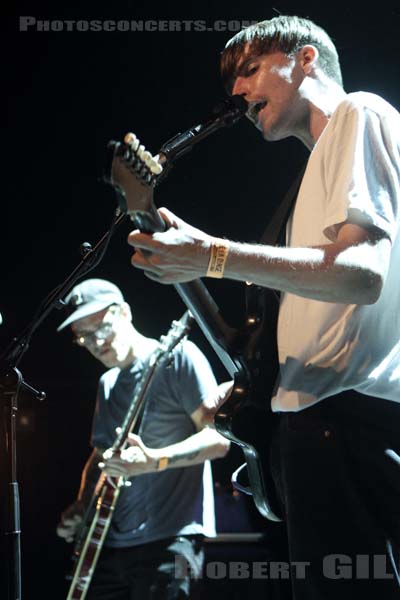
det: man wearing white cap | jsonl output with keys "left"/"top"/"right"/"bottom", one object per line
{"left": 56, "top": 278, "right": 229, "bottom": 599}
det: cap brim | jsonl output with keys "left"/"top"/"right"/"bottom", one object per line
{"left": 56, "top": 300, "right": 115, "bottom": 331}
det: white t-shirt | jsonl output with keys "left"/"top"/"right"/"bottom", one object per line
{"left": 272, "top": 92, "right": 400, "bottom": 412}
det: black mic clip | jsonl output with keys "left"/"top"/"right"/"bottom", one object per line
{"left": 157, "top": 95, "right": 248, "bottom": 171}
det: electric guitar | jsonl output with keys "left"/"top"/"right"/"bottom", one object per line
{"left": 66, "top": 311, "right": 193, "bottom": 599}
{"left": 105, "top": 132, "right": 282, "bottom": 522}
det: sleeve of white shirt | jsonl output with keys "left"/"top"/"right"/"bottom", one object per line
{"left": 322, "top": 95, "right": 400, "bottom": 243}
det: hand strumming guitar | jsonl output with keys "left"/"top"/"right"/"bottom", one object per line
{"left": 128, "top": 207, "right": 215, "bottom": 284}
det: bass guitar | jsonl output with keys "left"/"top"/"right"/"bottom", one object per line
{"left": 66, "top": 311, "right": 193, "bottom": 599}
{"left": 105, "top": 132, "right": 282, "bottom": 522}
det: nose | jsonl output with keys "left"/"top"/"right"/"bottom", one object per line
{"left": 231, "top": 76, "right": 247, "bottom": 98}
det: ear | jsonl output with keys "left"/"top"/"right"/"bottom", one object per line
{"left": 120, "top": 301, "right": 132, "bottom": 321}
{"left": 298, "top": 45, "right": 319, "bottom": 75}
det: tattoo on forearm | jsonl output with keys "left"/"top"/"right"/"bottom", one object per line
{"left": 169, "top": 449, "right": 201, "bottom": 465}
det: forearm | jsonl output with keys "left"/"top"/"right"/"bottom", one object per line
{"left": 155, "top": 427, "right": 230, "bottom": 470}
{"left": 129, "top": 210, "right": 389, "bottom": 304}
{"left": 221, "top": 239, "right": 386, "bottom": 304}
{"left": 77, "top": 448, "right": 103, "bottom": 505}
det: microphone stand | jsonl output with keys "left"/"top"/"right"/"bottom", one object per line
{"left": 0, "top": 208, "right": 126, "bottom": 599}
{"left": 0, "top": 93, "right": 248, "bottom": 599}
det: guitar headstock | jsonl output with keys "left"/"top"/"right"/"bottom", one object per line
{"left": 157, "top": 310, "right": 194, "bottom": 357}
{"left": 107, "top": 133, "right": 165, "bottom": 232}
{"left": 111, "top": 310, "right": 193, "bottom": 452}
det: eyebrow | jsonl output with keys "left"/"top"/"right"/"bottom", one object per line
{"left": 233, "top": 56, "right": 258, "bottom": 80}
{"left": 72, "top": 306, "right": 117, "bottom": 334}
{"left": 73, "top": 322, "right": 103, "bottom": 336}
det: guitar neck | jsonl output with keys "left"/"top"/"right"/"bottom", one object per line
{"left": 129, "top": 207, "right": 240, "bottom": 379}
{"left": 174, "top": 280, "right": 238, "bottom": 377}
{"left": 112, "top": 359, "right": 157, "bottom": 451}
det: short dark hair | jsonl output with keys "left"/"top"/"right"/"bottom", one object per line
{"left": 220, "top": 15, "right": 343, "bottom": 92}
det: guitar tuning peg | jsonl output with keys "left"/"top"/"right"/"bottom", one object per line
{"left": 145, "top": 154, "right": 163, "bottom": 175}
{"left": 141, "top": 150, "right": 152, "bottom": 164}
{"left": 149, "top": 159, "right": 163, "bottom": 175}
{"left": 137, "top": 144, "right": 146, "bottom": 159}
{"left": 124, "top": 132, "right": 136, "bottom": 145}
{"left": 143, "top": 152, "right": 162, "bottom": 175}
{"left": 124, "top": 132, "right": 140, "bottom": 152}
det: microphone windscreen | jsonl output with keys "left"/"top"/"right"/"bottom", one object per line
{"left": 231, "top": 94, "right": 248, "bottom": 113}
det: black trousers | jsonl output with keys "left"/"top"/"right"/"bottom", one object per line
{"left": 86, "top": 535, "right": 204, "bottom": 600}
{"left": 270, "top": 390, "right": 400, "bottom": 599}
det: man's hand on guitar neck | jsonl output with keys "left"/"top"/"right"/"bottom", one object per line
{"left": 57, "top": 449, "right": 103, "bottom": 544}
{"left": 56, "top": 500, "right": 85, "bottom": 543}
{"left": 99, "top": 433, "right": 159, "bottom": 477}
{"left": 128, "top": 207, "right": 215, "bottom": 284}
{"left": 99, "top": 383, "right": 233, "bottom": 479}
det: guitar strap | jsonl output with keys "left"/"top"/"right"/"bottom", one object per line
{"left": 247, "top": 161, "right": 307, "bottom": 400}
{"left": 256, "top": 161, "right": 307, "bottom": 374}
{"left": 234, "top": 164, "right": 307, "bottom": 497}
{"left": 259, "top": 162, "right": 307, "bottom": 247}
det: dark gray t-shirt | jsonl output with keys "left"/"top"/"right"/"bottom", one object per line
{"left": 91, "top": 340, "right": 217, "bottom": 547}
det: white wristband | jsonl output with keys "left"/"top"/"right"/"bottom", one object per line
{"left": 206, "top": 240, "right": 229, "bottom": 279}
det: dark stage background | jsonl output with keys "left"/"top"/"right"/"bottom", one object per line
{"left": 3, "top": 2, "right": 400, "bottom": 597}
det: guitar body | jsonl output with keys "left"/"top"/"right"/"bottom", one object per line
{"left": 67, "top": 481, "right": 121, "bottom": 599}
{"left": 217, "top": 387, "right": 281, "bottom": 521}
{"left": 214, "top": 284, "right": 282, "bottom": 521}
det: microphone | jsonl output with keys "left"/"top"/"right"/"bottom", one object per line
{"left": 210, "top": 94, "right": 249, "bottom": 122}
{"left": 157, "top": 95, "right": 248, "bottom": 167}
